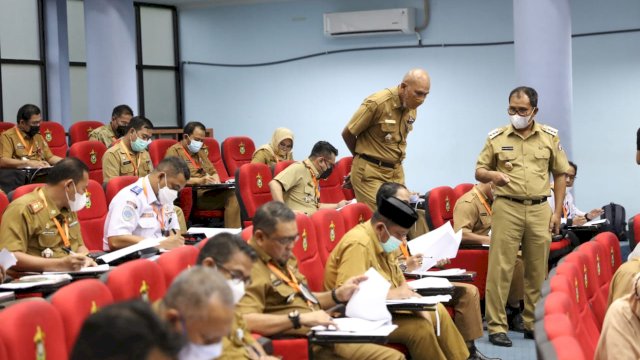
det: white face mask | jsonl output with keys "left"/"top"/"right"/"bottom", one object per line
{"left": 509, "top": 113, "right": 532, "bottom": 130}
{"left": 158, "top": 173, "right": 178, "bottom": 205}
{"left": 66, "top": 182, "right": 87, "bottom": 212}
{"left": 226, "top": 279, "right": 246, "bottom": 304}
{"left": 187, "top": 138, "right": 203, "bottom": 154}
{"left": 179, "top": 340, "right": 223, "bottom": 360}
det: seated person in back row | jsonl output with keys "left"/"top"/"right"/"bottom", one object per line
{"left": 102, "top": 115, "right": 154, "bottom": 183}
{"left": 165, "top": 121, "right": 240, "bottom": 228}
{"left": 0, "top": 158, "right": 96, "bottom": 272}
{"left": 103, "top": 157, "right": 187, "bottom": 251}
{"left": 549, "top": 161, "right": 603, "bottom": 226}
{"left": 251, "top": 127, "right": 294, "bottom": 167}
{"left": 89, "top": 104, "right": 133, "bottom": 148}
{"left": 0, "top": 104, "right": 62, "bottom": 169}
{"left": 269, "top": 141, "right": 348, "bottom": 216}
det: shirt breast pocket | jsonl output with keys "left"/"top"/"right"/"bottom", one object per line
{"left": 138, "top": 216, "right": 158, "bottom": 230}
{"left": 534, "top": 148, "right": 551, "bottom": 161}
{"left": 303, "top": 182, "right": 317, "bottom": 203}
{"left": 273, "top": 281, "right": 297, "bottom": 304}
{"left": 120, "top": 161, "right": 135, "bottom": 175}
{"left": 498, "top": 152, "right": 517, "bottom": 167}
{"left": 38, "top": 230, "right": 60, "bottom": 248}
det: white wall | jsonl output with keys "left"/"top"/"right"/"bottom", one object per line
{"left": 179, "top": 0, "right": 640, "bottom": 216}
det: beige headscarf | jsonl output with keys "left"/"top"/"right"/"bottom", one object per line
{"left": 254, "top": 127, "right": 294, "bottom": 162}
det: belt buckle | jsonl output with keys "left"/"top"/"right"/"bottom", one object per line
{"left": 523, "top": 199, "right": 533, "bottom": 205}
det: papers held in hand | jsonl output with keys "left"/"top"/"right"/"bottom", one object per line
{"left": 0, "top": 248, "right": 17, "bottom": 270}
{"left": 407, "top": 222, "right": 462, "bottom": 272}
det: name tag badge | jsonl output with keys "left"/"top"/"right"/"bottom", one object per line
{"left": 122, "top": 160, "right": 132, "bottom": 165}
{"left": 501, "top": 146, "right": 514, "bottom": 151}
{"left": 384, "top": 119, "right": 396, "bottom": 124}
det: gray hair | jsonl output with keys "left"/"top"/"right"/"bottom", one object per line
{"left": 163, "top": 266, "right": 233, "bottom": 319}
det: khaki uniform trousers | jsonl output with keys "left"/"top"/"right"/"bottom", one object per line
{"left": 312, "top": 343, "right": 405, "bottom": 360}
{"left": 449, "top": 282, "right": 483, "bottom": 341}
{"left": 508, "top": 257, "right": 525, "bottom": 308}
{"left": 387, "top": 305, "right": 469, "bottom": 360}
{"left": 196, "top": 189, "right": 241, "bottom": 228}
{"left": 351, "top": 155, "right": 404, "bottom": 210}
{"left": 485, "top": 197, "right": 551, "bottom": 334}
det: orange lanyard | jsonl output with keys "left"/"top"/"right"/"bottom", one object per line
{"left": 400, "top": 241, "right": 410, "bottom": 259}
{"left": 38, "top": 189, "right": 70, "bottom": 247}
{"left": 267, "top": 263, "right": 314, "bottom": 308}
{"left": 120, "top": 141, "right": 141, "bottom": 176}
{"left": 142, "top": 180, "right": 165, "bottom": 231}
{"left": 181, "top": 145, "right": 202, "bottom": 170}
{"left": 303, "top": 162, "right": 320, "bottom": 205}
{"left": 14, "top": 127, "right": 34, "bottom": 156}
{"left": 562, "top": 203, "right": 568, "bottom": 219}
{"left": 473, "top": 187, "right": 492, "bottom": 216}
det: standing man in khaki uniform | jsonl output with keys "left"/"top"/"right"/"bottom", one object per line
{"left": 236, "top": 201, "right": 405, "bottom": 360}
{"left": 269, "top": 141, "right": 347, "bottom": 215}
{"left": 102, "top": 116, "right": 154, "bottom": 184}
{"left": 0, "top": 158, "right": 96, "bottom": 272}
{"left": 89, "top": 104, "right": 133, "bottom": 148}
{"left": 475, "top": 86, "right": 570, "bottom": 346}
{"left": 342, "top": 69, "right": 430, "bottom": 211}
{"left": 0, "top": 104, "right": 62, "bottom": 169}
{"left": 165, "top": 121, "right": 241, "bottom": 228}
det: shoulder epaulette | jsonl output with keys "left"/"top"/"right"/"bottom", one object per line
{"left": 28, "top": 200, "right": 44, "bottom": 214}
{"left": 542, "top": 125, "right": 558, "bottom": 137}
{"left": 130, "top": 186, "right": 143, "bottom": 195}
{"left": 488, "top": 127, "right": 505, "bottom": 139}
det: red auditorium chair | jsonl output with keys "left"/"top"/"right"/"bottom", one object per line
{"left": 202, "top": 138, "right": 231, "bottom": 182}
{"left": 340, "top": 202, "right": 372, "bottom": 230}
{"left": 566, "top": 250, "right": 608, "bottom": 327}
{"left": 629, "top": 214, "right": 640, "bottom": 251}
{"left": 105, "top": 175, "right": 138, "bottom": 204}
{"left": 0, "top": 339, "right": 7, "bottom": 359}
{"left": 424, "top": 186, "right": 455, "bottom": 229}
{"left": 594, "top": 231, "right": 622, "bottom": 273}
{"left": 156, "top": 246, "right": 199, "bottom": 286}
{"left": 69, "top": 120, "right": 104, "bottom": 144}
{"left": 547, "top": 336, "right": 587, "bottom": 360}
{"left": 148, "top": 138, "right": 177, "bottom": 167}
{"left": 318, "top": 163, "right": 346, "bottom": 204}
{"left": 0, "top": 121, "right": 15, "bottom": 134}
{"left": 311, "top": 208, "right": 346, "bottom": 263}
{"left": 10, "top": 183, "right": 42, "bottom": 200}
{"left": 579, "top": 240, "right": 613, "bottom": 299}
{"left": 69, "top": 140, "right": 108, "bottom": 184}
{"left": 335, "top": 156, "right": 354, "bottom": 200}
{"left": 240, "top": 226, "right": 253, "bottom": 241}
{"left": 235, "top": 163, "right": 273, "bottom": 228}
{"left": 273, "top": 160, "right": 294, "bottom": 176}
{"left": 40, "top": 121, "right": 68, "bottom": 158}
{"left": 77, "top": 179, "right": 109, "bottom": 251}
{"left": 452, "top": 183, "right": 474, "bottom": 203}
{"left": 49, "top": 279, "right": 114, "bottom": 352}
{"left": 0, "top": 191, "right": 9, "bottom": 226}
{"left": 293, "top": 213, "right": 324, "bottom": 292}
{"left": 0, "top": 301, "right": 68, "bottom": 360}
{"left": 103, "top": 259, "right": 167, "bottom": 302}
{"left": 221, "top": 136, "right": 256, "bottom": 176}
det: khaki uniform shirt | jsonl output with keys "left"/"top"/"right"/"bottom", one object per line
{"left": 453, "top": 186, "right": 492, "bottom": 236}
{"left": 251, "top": 148, "right": 278, "bottom": 167}
{"left": 236, "top": 239, "right": 321, "bottom": 337}
{"left": 0, "top": 188, "right": 84, "bottom": 258}
{"left": 273, "top": 159, "right": 319, "bottom": 215}
{"left": 475, "top": 121, "right": 570, "bottom": 199}
{"left": 324, "top": 220, "right": 405, "bottom": 290}
{"left": 346, "top": 87, "right": 417, "bottom": 163}
{"left": 102, "top": 141, "right": 153, "bottom": 183}
{"left": 0, "top": 127, "right": 54, "bottom": 162}
{"left": 165, "top": 142, "right": 217, "bottom": 179}
{"left": 219, "top": 312, "right": 258, "bottom": 360}
{"left": 608, "top": 259, "right": 640, "bottom": 306}
{"left": 595, "top": 295, "right": 640, "bottom": 360}
{"left": 88, "top": 125, "right": 117, "bottom": 148}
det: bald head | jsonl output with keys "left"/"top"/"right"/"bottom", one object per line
{"left": 399, "top": 68, "right": 430, "bottom": 109}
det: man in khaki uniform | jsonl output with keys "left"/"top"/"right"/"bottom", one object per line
{"left": 342, "top": 69, "right": 430, "bottom": 211}
{"left": 0, "top": 158, "right": 96, "bottom": 272}
{"left": 0, "top": 104, "right": 62, "bottom": 169}
{"left": 165, "top": 121, "right": 241, "bottom": 228}
{"left": 89, "top": 104, "right": 133, "bottom": 148}
{"left": 102, "top": 116, "right": 154, "bottom": 184}
{"left": 269, "top": 141, "right": 347, "bottom": 215}
{"left": 475, "top": 86, "right": 570, "bottom": 346}
{"left": 237, "top": 201, "right": 404, "bottom": 360}
{"left": 453, "top": 182, "right": 525, "bottom": 330}
{"left": 607, "top": 245, "right": 640, "bottom": 306}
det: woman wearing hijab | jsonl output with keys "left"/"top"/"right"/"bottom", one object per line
{"left": 251, "top": 128, "right": 294, "bottom": 166}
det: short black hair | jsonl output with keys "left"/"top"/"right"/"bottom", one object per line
{"left": 253, "top": 201, "right": 296, "bottom": 236}
{"left": 375, "top": 182, "right": 408, "bottom": 208}
{"left": 70, "top": 300, "right": 182, "bottom": 360}
{"left": 157, "top": 156, "right": 191, "bottom": 181}
{"left": 16, "top": 104, "right": 41, "bottom": 124}
{"left": 509, "top": 86, "right": 538, "bottom": 108}
{"left": 309, "top": 141, "right": 338, "bottom": 159}
{"left": 112, "top": 105, "right": 133, "bottom": 118}
{"left": 125, "top": 116, "right": 153, "bottom": 133}
{"left": 46, "top": 157, "right": 89, "bottom": 185}
{"left": 196, "top": 232, "right": 257, "bottom": 265}
{"left": 183, "top": 121, "right": 206, "bottom": 137}
{"left": 568, "top": 161, "right": 577, "bottom": 175}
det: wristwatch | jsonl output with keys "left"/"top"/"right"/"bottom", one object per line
{"left": 288, "top": 310, "right": 301, "bottom": 329}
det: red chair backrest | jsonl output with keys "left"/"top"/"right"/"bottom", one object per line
{"left": 579, "top": 240, "right": 613, "bottom": 298}
{"left": 550, "top": 335, "right": 587, "bottom": 360}
{"left": 452, "top": 183, "right": 474, "bottom": 203}
{"left": 202, "top": 138, "right": 230, "bottom": 182}
{"left": 425, "top": 186, "right": 456, "bottom": 229}
{"left": 222, "top": 136, "right": 256, "bottom": 176}
{"left": 319, "top": 164, "right": 346, "bottom": 204}
{"left": 293, "top": 213, "right": 324, "bottom": 292}
{"left": 69, "top": 140, "right": 108, "bottom": 184}
{"left": 11, "top": 183, "right": 42, "bottom": 200}
{"left": 311, "top": 209, "right": 346, "bottom": 264}
{"left": 240, "top": 226, "right": 253, "bottom": 241}
{"left": 0, "top": 191, "right": 9, "bottom": 227}
{"left": 335, "top": 156, "right": 354, "bottom": 200}
{"left": 105, "top": 176, "right": 139, "bottom": 205}
{"left": 49, "top": 279, "right": 114, "bottom": 352}
{"left": 69, "top": 121, "right": 104, "bottom": 144}
{"left": 235, "top": 163, "right": 273, "bottom": 227}
{"left": 594, "top": 232, "right": 622, "bottom": 273}
{"left": 340, "top": 202, "right": 373, "bottom": 231}
{"left": 104, "top": 259, "right": 167, "bottom": 302}
{"left": 0, "top": 301, "right": 68, "bottom": 360}
{"left": 0, "top": 122, "right": 15, "bottom": 134}
{"left": 148, "top": 139, "right": 177, "bottom": 167}
{"left": 156, "top": 246, "right": 199, "bottom": 286}
{"left": 571, "top": 250, "right": 608, "bottom": 327}
{"left": 40, "top": 121, "right": 68, "bottom": 158}
{"left": 273, "top": 160, "right": 295, "bottom": 176}
{"left": 77, "top": 180, "right": 108, "bottom": 251}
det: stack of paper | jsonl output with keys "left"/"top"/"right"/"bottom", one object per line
{"left": 407, "top": 222, "right": 462, "bottom": 272}
{"left": 386, "top": 295, "right": 452, "bottom": 305}
{"left": 186, "top": 227, "right": 242, "bottom": 238}
{"left": 346, "top": 268, "right": 392, "bottom": 323}
{"left": 408, "top": 268, "right": 466, "bottom": 276}
{"left": 43, "top": 263, "right": 110, "bottom": 275}
{"left": 0, "top": 274, "right": 72, "bottom": 290}
{"left": 407, "top": 277, "right": 453, "bottom": 290}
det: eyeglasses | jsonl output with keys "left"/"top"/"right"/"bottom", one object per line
{"left": 217, "top": 264, "right": 251, "bottom": 285}
{"left": 507, "top": 107, "right": 535, "bottom": 117}
{"left": 268, "top": 234, "right": 299, "bottom": 246}
{"left": 565, "top": 174, "right": 576, "bottom": 180}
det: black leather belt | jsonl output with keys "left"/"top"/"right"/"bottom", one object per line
{"left": 498, "top": 196, "right": 547, "bottom": 205}
{"left": 358, "top": 154, "right": 398, "bottom": 169}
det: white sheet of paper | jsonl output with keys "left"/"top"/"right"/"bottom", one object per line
{"left": 97, "top": 238, "right": 161, "bottom": 264}
{"left": 337, "top": 200, "right": 357, "bottom": 211}
{"left": 0, "top": 249, "right": 17, "bottom": 270}
{"left": 345, "top": 267, "right": 392, "bottom": 323}
{"left": 43, "top": 263, "right": 110, "bottom": 275}
{"left": 312, "top": 324, "right": 398, "bottom": 337}
{"left": 186, "top": 227, "right": 242, "bottom": 238}
{"left": 0, "top": 291, "right": 15, "bottom": 302}
{"left": 386, "top": 295, "right": 452, "bottom": 305}
{"left": 408, "top": 268, "right": 466, "bottom": 277}
{"left": 407, "top": 222, "right": 462, "bottom": 272}
{"left": 0, "top": 274, "right": 72, "bottom": 290}
{"left": 407, "top": 277, "right": 453, "bottom": 290}
{"left": 311, "top": 318, "right": 389, "bottom": 332}
{"left": 582, "top": 218, "right": 608, "bottom": 226}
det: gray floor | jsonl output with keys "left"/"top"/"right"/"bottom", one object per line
{"left": 475, "top": 330, "right": 535, "bottom": 360}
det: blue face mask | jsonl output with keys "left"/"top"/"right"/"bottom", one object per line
{"left": 381, "top": 224, "right": 402, "bottom": 253}
{"left": 131, "top": 135, "right": 150, "bottom": 152}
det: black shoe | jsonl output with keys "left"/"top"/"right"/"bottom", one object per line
{"left": 489, "top": 332, "right": 512, "bottom": 347}
{"left": 468, "top": 346, "right": 501, "bottom": 360}
{"left": 509, "top": 313, "right": 525, "bottom": 333}
{"left": 524, "top": 329, "right": 534, "bottom": 339}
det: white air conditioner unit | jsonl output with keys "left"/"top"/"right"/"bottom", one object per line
{"left": 323, "top": 8, "right": 416, "bottom": 37}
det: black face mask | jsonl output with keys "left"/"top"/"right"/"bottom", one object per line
{"left": 115, "top": 125, "right": 128, "bottom": 138}
{"left": 27, "top": 126, "right": 40, "bottom": 138}
{"left": 318, "top": 165, "right": 334, "bottom": 180}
